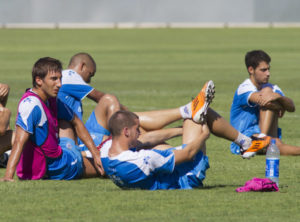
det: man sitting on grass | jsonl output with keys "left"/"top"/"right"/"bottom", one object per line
{"left": 1, "top": 57, "right": 103, "bottom": 181}
{"left": 230, "top": 50, "right": 300, "bottom": 155}
{"left": 58, "top": 52, "right": 195, "bottom": 151}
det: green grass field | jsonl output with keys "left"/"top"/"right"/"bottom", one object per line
{"left": 1, "top": 28, "right": 300, "bottom": 222}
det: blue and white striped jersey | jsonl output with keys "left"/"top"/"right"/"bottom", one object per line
{"left": 230, "top": 78, "right": 284, "bottom": 154}
{"left": 58, "top": 69, "right": 93, "bottom": 120}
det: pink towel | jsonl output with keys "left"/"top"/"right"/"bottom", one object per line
{"left": 236, "top": 177, "right": 279, "bottom": 192}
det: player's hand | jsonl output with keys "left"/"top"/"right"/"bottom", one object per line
{"left": 0, "top": 83, "right": 10, "bottom": 100}
{"left": 93, "top": 154, "right": 105, "bottom": 176}
{"left": 257, "top": 94, "right": 272, "bottom": 106}
{"left": 278, "top": 109, "right": 285, "bottom": 118}
{"left": 258, "top": 91, "right": 280, "bottom": 106}
{"left": 0, "top": 177, "right": 15, "bottom": 182}
{"left": 201, "top": 123, "right": 210, "bottom": 140}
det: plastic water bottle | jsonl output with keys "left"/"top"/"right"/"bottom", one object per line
{"left": 265, "top": 139, "right": 280, "bottom": 187}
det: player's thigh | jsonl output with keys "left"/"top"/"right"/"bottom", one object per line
{"left": 0, "top": 107, "right": 11, "bottom": 134}
{"left": 82, "top": 157, "right": 101, "bottom": 178}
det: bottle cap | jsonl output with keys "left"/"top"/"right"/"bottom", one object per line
{"left": 271, "top": 139, "right": 276, "bottom": 144}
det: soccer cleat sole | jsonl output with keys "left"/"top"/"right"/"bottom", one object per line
{"left": 242, "top": 151, "right": 256, "bottom": 159}
{"left": 192, "top": 80, "right": 215, "bottom": 123}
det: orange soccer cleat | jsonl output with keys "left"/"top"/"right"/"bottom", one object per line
{"left": 191, "top": 80, "right": 215, "bottom": 123}
{"left": 242, "top": 135, "right": 271, "bottom": 159}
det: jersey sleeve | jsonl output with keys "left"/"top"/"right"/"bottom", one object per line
{"left": 57, "top": 98, "right": 74, "bottom": 121}
{"left": 274, "top": 85, "right": 284, "bottom": 96}
{"left": 60, "top": 70, "right": 94, "bottom": 100}
{"left": 262, "top": 83, "right": 285, "bottom": 97}
{"left": 16, "top": 96, "right": 44, "bottom": 134}
{"left": 236, "top": 82, "right": 257, "bottom": 107}
{"left": 141, "top": 149, "right": 175, "bottom": 174}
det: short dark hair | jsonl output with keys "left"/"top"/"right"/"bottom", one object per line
{"left": 32, "top": 57, "right": 62, "bottom": 87}
{"left": 245, "top": 50, "right": 271, "bottom": 70}
{"left": 68, "top": 52, "right": 96, "bottom": 70}
{"left": 108, "top": 110, "right": 139, "bottom": 137}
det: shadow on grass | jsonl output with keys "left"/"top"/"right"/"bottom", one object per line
{"left": 200, "top": 184, "right": 241, "bottom": 189}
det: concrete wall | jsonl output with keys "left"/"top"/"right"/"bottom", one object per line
{"left": 0, "top": 0, "right": 299, "bottom": 23}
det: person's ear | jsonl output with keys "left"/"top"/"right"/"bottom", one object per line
{"left": 81, "top": 62, "right": 86, "bottom": 72}
{"left": 35, "top": 76, "right": 43, "bottom": 87}
{"left": 248, "top": 66, "right": 254, "bottom": 75}
{"left": 75, "top": 62, "right": 85, "bottom": 73}
{"left": 124, "top": 127, "right": 130, "bottom": 137}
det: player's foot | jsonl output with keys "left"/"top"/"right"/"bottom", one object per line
{"left": 191, "top": 80, "right": 215, "bottom": 123}
{"left": 241, "top": 135, "right": 271, "bottom": 159}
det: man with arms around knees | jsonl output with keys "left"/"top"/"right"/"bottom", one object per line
{"left": 58, "top": 53, "right": 115, "bottom": 150}
{"left": 230, "top": 50, "right": 300, "bottom": 155}
{"left": 1, "top": 57, "right": 103, "bottom": 181}
{"left": 0, "top": 83, "right": 14, "bottom": 167}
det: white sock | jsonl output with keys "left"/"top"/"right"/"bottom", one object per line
{"left": 234, "top": 132, "right": 252, "bottom": 151}
{"left": 179, "top": 102, "right": 192, "bottom": 119}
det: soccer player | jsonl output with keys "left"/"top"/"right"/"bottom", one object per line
{"left": 99, "top": 83, "right": 268, "bottom": 190}
{"left": 230, "top": 50, "right": 300, "bottom": 155}
{"left": 58, "top": 52, "right": 193, "bottom": 151}
{"left": 1, "top": 57, "right": 103, "bottom": 181}
{"left": 0, "top": 83, "right": 14, "bottom": 167}
{"left": 59, "top": 53, "right": 270, "bottom": 159}
{"left": 101, "top": 110, "right": 210, "bottom": 190}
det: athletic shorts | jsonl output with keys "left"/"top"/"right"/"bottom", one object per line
{"left": 46, "top": 137, "right": 83, "bottom": 180}
{"left": 157, "top": 145, "right": 210, "bottom": 189}
{"left": 230, "top": 127, "right": 282, "bottom": 155}
{"left": 78, "top": 111, "right": 111, "bottom": 151}
{"left": 85, "top": 111, "right": 111, "bottom": 136}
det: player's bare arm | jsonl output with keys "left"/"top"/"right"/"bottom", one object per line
{"left": 276, "top": 96, "right": 295, "bottom": 112}
{"left": 173, "top": 124, "right": 210, "bottom": 165}
{"left": 87, "top": 89, "right": 106, "bottom": 103}
{"left": 259, "top": 90, "right": 295, "bottom": 112}
{"left": 71, "top": 114, "right": 104, "bottom": 175}
{"left": 249, "top": 92, "right": 271, "bottom": 106}
{"left": 136, "top": 127, "right": 182, "bottom": 150}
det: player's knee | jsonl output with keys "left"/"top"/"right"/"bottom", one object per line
{"left": 261, "top": 86, "right": 273, "bottom": 93}
{"left": 100, "top": 94, "right": 119, "bottom": 106}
